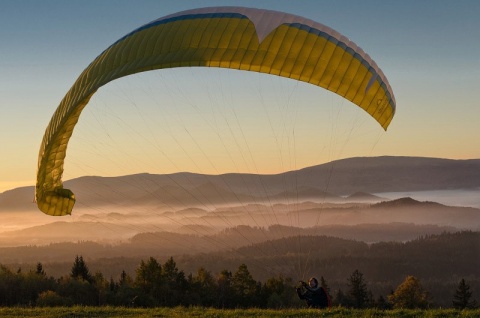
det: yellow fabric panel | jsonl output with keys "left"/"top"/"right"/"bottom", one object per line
{"left": 290, "top": 30, "right": 312, "bottom": 78}
{"left": 291, "top": 32, "right": 317, "bottom": 81}
{"left": 336, "top": 57, "right": 362, "bottom": 98}
{"left": 262, "top": 26, "right": 286, "bottom": 75}
{"left": 321, "top": 45, "right": 344, "bottom": 89}
{"left": 310, "top": 39, "right": 336, "bottom": 86}
{"left": 345, "top": 62, "right": 369, "bottom": 102}
{"left": 328, "top": 49, "right": 354, "bottom": 93}
{"left": 278, "top": 26, "right": 303, "bottom": 76}
{"left": 36, "top": 9, "right": 395, "bottom": 216}
{"left": 352, "top": 67, "right": 375, "bottom": 106}
{"left": 298, "top": 35, "right": 328, "bottom": 83}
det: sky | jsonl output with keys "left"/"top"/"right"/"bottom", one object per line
{"left": 1, "top": 0, "right": 479, "bottom": 194}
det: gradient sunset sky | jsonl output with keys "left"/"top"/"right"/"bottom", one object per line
{"left": 1, "top": 0, "right": 479, "bottom": 193}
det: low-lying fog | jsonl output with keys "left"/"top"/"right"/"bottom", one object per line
{"left": 375, "top": 189, "right": 480, "bottom": 209}
{"left": 0, "top": 189, "right": 479, "bottom": 247}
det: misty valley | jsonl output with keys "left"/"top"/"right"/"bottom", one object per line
{"left": 0, "top": 157, "right": 479, "bottom": 308}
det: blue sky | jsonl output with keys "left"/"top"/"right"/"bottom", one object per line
{"left": 1, "top": 0, "right": 479, "bottom": 193}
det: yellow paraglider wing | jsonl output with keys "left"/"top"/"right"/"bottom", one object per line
{"left": 36, "top": 7, "right": 396, "bottom": 216}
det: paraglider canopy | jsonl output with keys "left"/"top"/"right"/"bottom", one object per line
{"left": 35, "top": 6, "right": 396, "bottom": 216}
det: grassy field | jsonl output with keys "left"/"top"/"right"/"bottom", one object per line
{"left": 0, "top": 307, "right": 479, "bottom": 318}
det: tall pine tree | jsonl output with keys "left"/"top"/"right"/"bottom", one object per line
{"left": 453, "top": 278, "right": 477, "bottom": 309}
{"left": 35, "top": 262, "right": 45, "bottom": 276}
{"left": 347, "top": 269, "right": 369, "bottom": 308}
{"left": 70, "top": 255, "right": 92, "bottom": 282}
{"left": 232, "top": 264, "right": 257, "bottom": 307}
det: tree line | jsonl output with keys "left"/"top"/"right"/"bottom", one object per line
{"left": 0, "top": 256, "right": 477, "bottom": 309}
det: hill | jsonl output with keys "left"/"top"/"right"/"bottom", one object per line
{"left": 0, "top": 197, "right": 479, "bottom": 247}
{"left": 0, "top": 197, "right": 478, "bottom": 247}
{"left": 0, "top": 222, "right": 463, "bottom": 263}
{"left": 2, "top": 156, "right": 479, "bottom": 213}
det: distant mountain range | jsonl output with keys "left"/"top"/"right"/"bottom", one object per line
{"left": 1, "top": 156, "right": 479, "bottom": 212}
{"left": 1, "top": 195, "right": 478, "bottom": 247}
{"left": 0, "top": 215, "right": 464, "bottom": 262}
{"left": 1, "top": 156, "right": 479, "bottom": 248}
{"left": 0, "top": 156, "right": 480, "bottom": 212}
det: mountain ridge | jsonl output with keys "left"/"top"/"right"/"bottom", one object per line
{"left": 1, "top": 156, "right": 479, "bottom": 213}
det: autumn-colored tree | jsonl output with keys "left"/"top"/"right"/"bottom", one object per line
{"left": 36, "top": 290, "right": 70, "bottom": 307}
{"left": 388, "top": 275, "right": 429, "bottom": 309}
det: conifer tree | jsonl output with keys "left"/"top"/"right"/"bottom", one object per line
{"left": 232, "top": 263, "right": 257, "bottom": 307}
{"left": 162, "top": 257, "right": 182, "bottom": 284}
{"left": 70, "top": 255, "right": 92, "bottom": 282}
{"left": 453, "top": 278, "right": 478, "bottom": 309}
{"left": 161, "top": 257, "right": 187, "bottom": 306}
{"left": 320, "top": 276, "right": 329, "bottom": 292}
{"left": 35, "top": 262, "right": 45, "bottom": 276}
{"left": 320, "top": 276, "right": 332, "bottom": 300}
{"left": 134, "top": 256, "right": 162, "bottom": 305}
{"left": 119, "top": 270, "right": 131, "bottom": 286}
{"left": 347, "top": 269, "right": 369, "bottom": 308}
